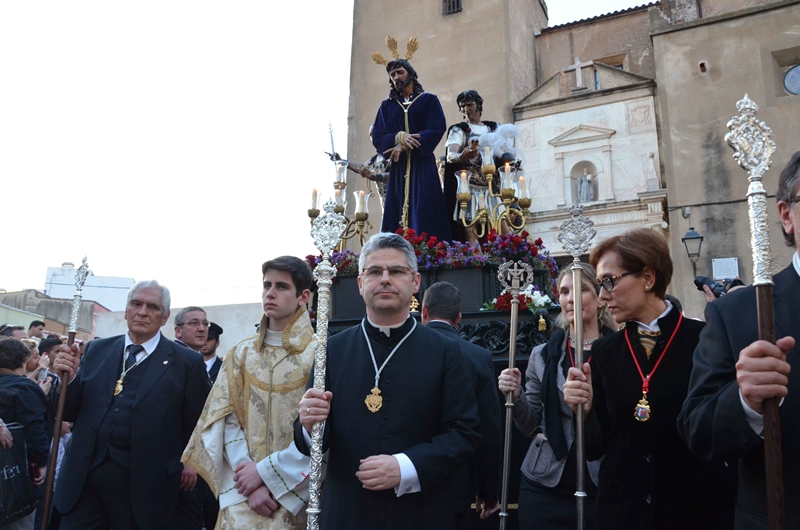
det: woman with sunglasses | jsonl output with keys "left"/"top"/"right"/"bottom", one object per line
{"left": 564, "top": 228, "right": 734, "bottom": 530}
{"left": 498, "top": 263, "right": 615, "bottom": 529}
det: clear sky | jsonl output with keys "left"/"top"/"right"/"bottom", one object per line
{"left": 0, "top": 0, "right": 644, "bottom": 308}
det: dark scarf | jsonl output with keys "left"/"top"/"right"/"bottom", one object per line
{"left": 540, "top": 328, "right": 570, "bottom": 460}
{"left": 540, "top": 326, "right": 613, "bottom": 461}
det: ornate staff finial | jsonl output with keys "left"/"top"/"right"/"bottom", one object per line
{"left": 558, "top": 204, "right": 596, "bottom": 259}
{"left": 306, "top": 199, "right": 346, "bottom": 530}
{"left": 725, "top": 94, "right": 776, "bottom": 285}
{"left": 497, "top": 261, "right": 534, "bottom": 296}
{"left": 69, "top": 257, "right": 90, "bottom": 333}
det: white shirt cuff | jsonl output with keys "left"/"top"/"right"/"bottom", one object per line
{"left": 393, "top": 453, "right": 420, "bottom": 497}
{"left": 739, "top": 388, "right": 764, "bottom": 436}
{"left": 302, "top": 421, "right": 326, "bottom": 448}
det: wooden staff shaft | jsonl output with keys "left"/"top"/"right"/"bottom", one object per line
{"left": 756, "top": 285, "right": 785, "bottom": 530}
{"left": 40, "top": 331, "right": 75, "bottom": 530}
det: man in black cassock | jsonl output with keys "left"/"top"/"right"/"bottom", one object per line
{"left": 679, "top": 152, "right": 800, "bottom": 529}
{"left": 295, "top": 232, "right": 479, "bottom": 529}
{"left": 372, "top": 59, "right": 451, "bottom": 241}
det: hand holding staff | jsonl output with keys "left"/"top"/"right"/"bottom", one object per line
{"left": 497, "top": 260, "right": 533, "bottom": 530}
{"left": 306, "top": 200, "right": 346, "bottom": 530}
{"left": 557, "top": 204, "right": 596, "bottom": 530}
{"left": 41, "top": 257, "right": 90, "bottom": 530}
{"left": 725, "top": 94, "right": 785, "bottom": 530}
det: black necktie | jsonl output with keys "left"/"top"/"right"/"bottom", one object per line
{"left": 125, "top": 344, "right": 144, "bottom": 371}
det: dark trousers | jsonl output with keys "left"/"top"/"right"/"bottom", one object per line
{"left": 518, "top": 474, "right": 595, "bottom": 530}
{"left": 171, "top": 476, "right": 218, "bottom": 530}
{"left": 60, "top": 458, "right": 141, "bottom": 530}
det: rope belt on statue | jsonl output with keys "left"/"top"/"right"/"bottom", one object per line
{"left": 395, "top": 97, "right": 420, "bottom": 231}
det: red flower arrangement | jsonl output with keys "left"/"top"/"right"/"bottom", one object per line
{"left": 396, "top": 228, "right": 486, "bottom": 269}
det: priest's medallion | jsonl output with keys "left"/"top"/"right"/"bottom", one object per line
{"left": 365, "top": 387, "right": 383, "bottom": 413}
{"left": 634, "top": 393, "right": 651, "bottom": 422}
{"left": 114, "top": 379, "right": 123, "bottom": 397}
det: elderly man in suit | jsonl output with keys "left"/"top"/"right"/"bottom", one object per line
{"left": 53, "top": 280, "right": 209, "bottom": 530}
{"left": 421, "top": 281, "right": 502, "bottom": 528}
{"left": 679, "top": 151, "right": 800, "bottom": 529}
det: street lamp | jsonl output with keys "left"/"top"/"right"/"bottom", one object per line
{"left": 682, "top": 227, "right": 704, "bottom": 277}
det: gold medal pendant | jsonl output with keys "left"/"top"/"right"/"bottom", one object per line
{"left": 634, "top": 392, "right": 651, "bottom": 422}
{"left": 365, "top": 387, "right": 383, "bottom": 413}
{"left": 114, "top": 378, "right": 123, "bottom": 397}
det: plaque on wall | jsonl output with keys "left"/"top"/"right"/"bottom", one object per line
{"left": 712, "top": 257, "right": 739, "bottom": 280}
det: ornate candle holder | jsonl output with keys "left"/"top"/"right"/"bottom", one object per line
{"left": 457, "top": 161, "right": 531, "bottom": 239}
{"left": 308, "top": 160, "right": 371, "bottom": 249}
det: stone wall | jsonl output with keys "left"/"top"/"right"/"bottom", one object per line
{"left": 652, "top": 0, "right": 800, "bottom": 317}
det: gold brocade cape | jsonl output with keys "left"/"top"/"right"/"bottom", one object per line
{"left": 182, "top": 307, "right": 316, "bottom": 530}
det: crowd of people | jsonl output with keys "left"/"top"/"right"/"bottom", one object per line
{"left": 1, "top": 55, "right": 797, "bottom": 530}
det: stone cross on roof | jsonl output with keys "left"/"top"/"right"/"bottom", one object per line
{"left": 564, "top": 57, "right": 593, "bottom": 90}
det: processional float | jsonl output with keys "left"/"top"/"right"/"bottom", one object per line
{"left": 725, "top": 93, "right": 784, "bottom": 530}
{"left": 497, "top": 260, "right": 534, "bottom": 530}
{"left": 41, "top": 257, "right": 90, "bottom": 530}
{"left": 557, "top": 204, "right": 596, "bottom": 530}
{"left": 306, "top": 200, "right": 346, "bottom": 530}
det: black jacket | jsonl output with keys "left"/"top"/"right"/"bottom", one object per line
{"left": 0, "top": 371, "right": 49, "bottom": 466}
{"left": 680, "top": 265, "right": 800, "bottom": 529}
{"left": 207, "top": 357, "right": 223, "bottom": 385}
{"left": 586, "top": 306, "right": 734, "bottom": 530}
{"left": 426, "top": 320, "right": 502, "bottom": 506}
{"left": 55, "top": 334, "right": 209, "bottom": 529}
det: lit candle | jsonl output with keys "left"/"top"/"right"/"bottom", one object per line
{"left": 335, "top": 189, "right": 342, "bottom": 206}
{"left": 335, "top": 161, "right": 347, "bottom": 183}
{"left": 504, "top": 163, "right": 511, "bottom": 189}
{"left": 479, "top": 193, "right": 486, "bottom": 211}
{"left": 460, "top": 170, "right": 468, "bottom": 193}
{"left": 358, "top": 190, "right": 366, "bottom": 214}
{"left": 519, "top": 176, "right": 529, "bottom": 198}
{"left": 312, "top": 188, "right": 318, "bottom": 209}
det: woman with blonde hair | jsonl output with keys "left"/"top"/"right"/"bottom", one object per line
{"left": 564, "top": 228, "right": 734, "bottom": 529}
{"left": 498, "top": 263, "right": 615, "bottom": 528}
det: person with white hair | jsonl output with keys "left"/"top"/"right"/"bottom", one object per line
{"left": 52, "top": 280, "right": 209, "bottom": 530}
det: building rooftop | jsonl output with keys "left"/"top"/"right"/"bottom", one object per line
{"left": 543, "top": 2, "right": 659, "bottom": 32}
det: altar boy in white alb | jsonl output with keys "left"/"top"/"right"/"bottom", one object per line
{"left": 182, "top": 256, "right": 319, "bottom": 529}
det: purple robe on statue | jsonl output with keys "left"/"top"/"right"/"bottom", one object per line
{"left": 372, "top": 92, "right": 451, "bottom": 241}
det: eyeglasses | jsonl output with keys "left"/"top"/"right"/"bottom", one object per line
{"left": 179, "top": 320, "right": 209, "bottom": 328}
{"left": 362, "top": 266, "right": 414, "bottom": 279}
{"left": 596, "top": 270, "right": 643, "bottom": 293}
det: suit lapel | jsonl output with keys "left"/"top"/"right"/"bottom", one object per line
{"left": 209, "top": 358, "right": 222, "bottom": 381}
{"left": 103, "top": 336, "right": 127, "bottom": 399}
{"left": 133, "top": 336, "right": 174, "bottom": 407}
